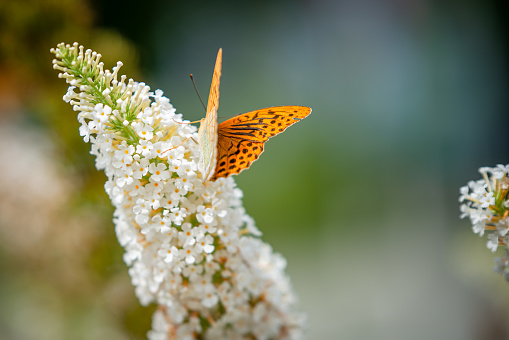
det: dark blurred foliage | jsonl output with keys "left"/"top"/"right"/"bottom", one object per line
{"left": 0, "top": 0, "right": 152, "bottom": 339}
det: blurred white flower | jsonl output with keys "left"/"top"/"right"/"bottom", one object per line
{"left": 459, "top": 164, "right": 509, "bottom": 282}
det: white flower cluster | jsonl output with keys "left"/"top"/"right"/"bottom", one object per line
{"left": 51, "top": 42, "right": 304, "bottom": 339}
{"left": 459, "top": 164, "right": 509, "bottom": 281}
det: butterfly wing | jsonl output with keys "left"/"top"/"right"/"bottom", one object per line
{"left": 213, "top": 136, "right": 265, "bottom": 181}
{"left": 197, "top": 48, "right": 222, "bottom": 182}
{"left": 211, "top": 105, "right": 312, "bottom": 181}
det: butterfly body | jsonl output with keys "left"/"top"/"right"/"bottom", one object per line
{"left": 197, "top": 49, "right": 311, "bottom": 182}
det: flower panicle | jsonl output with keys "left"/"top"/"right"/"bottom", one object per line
{"left": 460, "top": 164, "right": 509, "bottom": 282}
{"left": 51, "top": 42, "right": 304, "bottom": 339}
{"left": 51, "top": 42, "right": 158, "bottom": 144}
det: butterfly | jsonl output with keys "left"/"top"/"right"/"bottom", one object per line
{"left": 196, "top": 48, "right": 312, "bottom": 182}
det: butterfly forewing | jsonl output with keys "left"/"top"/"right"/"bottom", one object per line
{"left": 210, "top": 106, "right": 311, "bottom": 181}
{"left": 205, "top": 48, "right": 221, "bottom": 115}
{"left": 197, "top": 48, "right": 222, "bottom": 182}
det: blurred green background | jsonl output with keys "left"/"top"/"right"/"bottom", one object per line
{"left": 1, "top": 0, "right": 509, "bottom": 339}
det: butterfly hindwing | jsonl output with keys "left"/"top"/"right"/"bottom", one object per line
{"left": 212, "top": 137, "right": 264, "bottom": 181}
{"left": 211, "top": 106, "right": 311, "bottom": 180}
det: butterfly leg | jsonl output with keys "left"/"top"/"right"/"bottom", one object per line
{"left": 172, "top": 118, "right": 203, "bottom": 125}
{"left": 160, "top": 136, "right": 192, "bottom": 155}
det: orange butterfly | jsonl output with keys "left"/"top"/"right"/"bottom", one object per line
{"left": 197, "top": 48, "right": 312, "bottom": 182}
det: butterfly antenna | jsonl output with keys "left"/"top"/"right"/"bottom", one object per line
{"left": 190, "top": 74, "right": 207, "bottom": 111}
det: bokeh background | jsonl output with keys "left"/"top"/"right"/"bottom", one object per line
{"left": 1, "top": 0, "right": 509, "bottom": 339}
